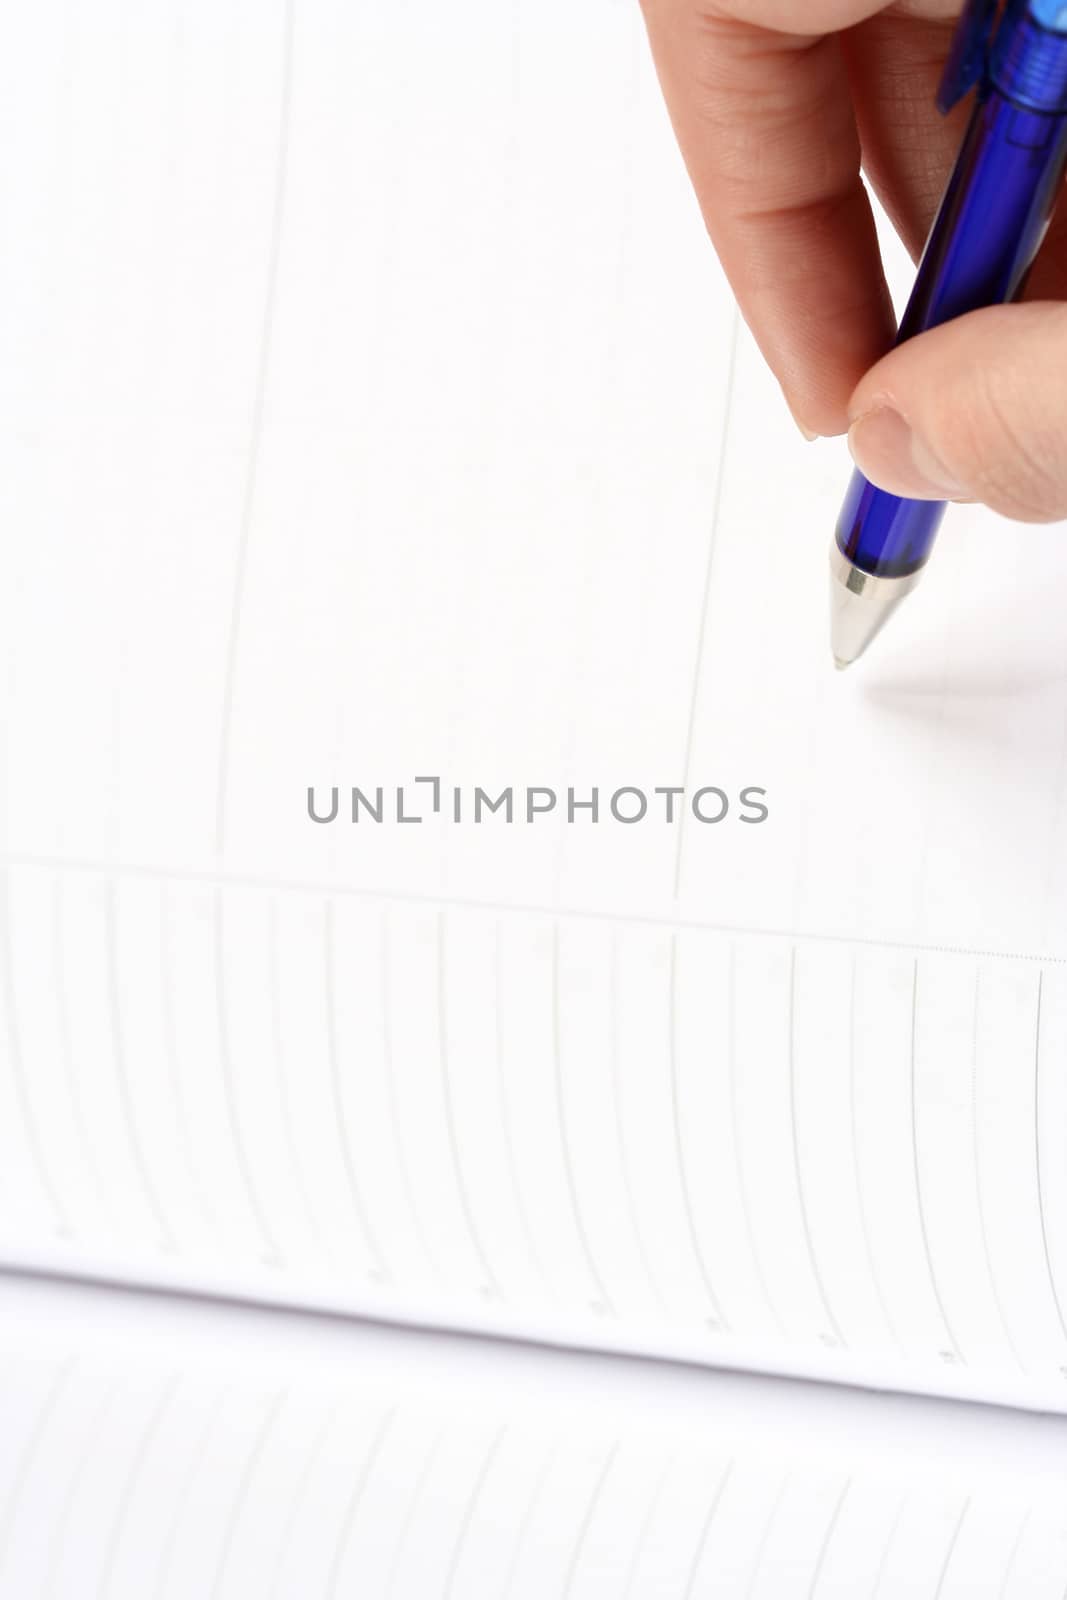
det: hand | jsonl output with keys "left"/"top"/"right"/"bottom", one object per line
{"left": 640, "top": 0, "right": 1067, "bottom": 522}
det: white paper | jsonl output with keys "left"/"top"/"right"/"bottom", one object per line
{"left": 2, "top": 1277, "right": 1067, "bottom": 1599}
{"left": 2, "top": 0, "right": 1067, "bottom": 1413}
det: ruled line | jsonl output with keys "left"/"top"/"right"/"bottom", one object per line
{"left": 728, "top": 942, "right": 788, "bottom": 1338}
{"left": 673, "top": 306, "right": 742, "bottom": 901}
{"left": 212, "top": 889, "right": 280, "bottom": 1266}
{"left": 742, "top": 1474, "right": 791, "bottom": 1599}
{"left": 910, "top": 961, "right": 965, "bottom": 1366}
{"left": 96, "top": 1372, "right": 182, "bottom": 1597}
{"left": 53, "top": 876, "right": 108, "bottom": 1220}
{"left": 545, "top": 2, "right": 644, "bottom": 904}
{"left": 152, "top": 1385, "right": 232, "bottom": 1600}
{"left": 970, "top": 970, "right": 1027, "bottom": 1373}
{"left": 158, "top": 884, "right": 216, "bottom": 1235}
{"left": 552, "top": 924, "right": 617, "bottom": 1318}
{"left": 808, "top": 1479, "right": 852, "bottom": 1599}
{"left": 324, "top": 1408, "right": 396, "bottom": 1598}
{"left": 265, "top": 1407, "right": 337, "bottom": 1600}
{"left": 381, "top": 910, "right": 444, "bottom": 1282}
{"left": 268, "top": 897, "right": 327, "bottom": 1258}
{"left": 0, "top": 867, "right": 69, "bottom": 1234}
{"left": 788, "top": 946, "right": 847, "bottom": 1349}
{"left": 493, "top": 919, "right": 555, "bottom": 1301}
{"left": 105, "top": 881, "right": 177, "bottom": 1253}
{"left": 208, "top": 1388, "right": 288, "bottom": 1600}
{"left": 681, "top": 1459, "right": 735, "bottom": 1600}
{"left": 323, "top": 899, "right": 391, "bottom": 1283}
{"left": 669, "top": 933, "right": 731, "bottom": 1329}
{"left": 42, "top": 1374, "right": 123, "bottom": 1600}
{"left": 1033, "top": 971, "right": 1067, "bottom": 1347}
{"left": 997, "top": 1507, "right": 1032, "bottom": 1600}
{"left": 610, "top": 932, "right": 669, "bottom": 1316}
{"left": 384, "top": 1427, "right": 445, "bottom": 1598}
{"left": 561, "top": 1442, "right": 621, "bottom": 1598}
{"left": 933, "top": 1499, "right": 971, "bottom": 1600}
{"left": 0, "top": 1358, "right": 75, "bottom": 1579}
{"left": 870, "top": 1494, "right": 908, "bottom": 1599}
{"left": 621, "top": 1454, "right": 675, "bottom": 1600}
{"left": 848, "top": 953, "right": 904, "bottom": 1354}
{"left": 442, "top": 1426, "right": 508, "bottom": 1598}
{"left": 499, "top": 1438, "right": 562, "bottom": 1599}
{"left": 437, "top": 911, "right": 505, "bottom": 1302}
{"left": 213, "top": 0, "right": 295, "bottom": 861}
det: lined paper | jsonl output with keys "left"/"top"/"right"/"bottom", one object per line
{"left": 3, "top": 0, "right": 1067, "bottom": 1412}
{"left": 3, "top": 872, "right": 1067, "bottom": 1409}
{"left": 2, "top": 1278, "right": 1067, "bottom": 1599}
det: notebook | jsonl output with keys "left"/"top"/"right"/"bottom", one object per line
{"left": 3, "top": 1275, "right": 1067, "bottom": 1598}
{"left": 3, "top": 0, "right": 1067, "bottom": 1418}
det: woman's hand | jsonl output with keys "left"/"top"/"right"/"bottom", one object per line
{"left": 640, "top": 1, "right": 1067, "bottom": 522}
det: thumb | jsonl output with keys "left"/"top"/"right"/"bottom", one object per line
{"left": 846, "top": 302, "right": 1067, "bottom": 523}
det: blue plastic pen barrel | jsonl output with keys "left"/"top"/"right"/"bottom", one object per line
{"left": 837, "top": 0, "right": 1067, "bottom": 581}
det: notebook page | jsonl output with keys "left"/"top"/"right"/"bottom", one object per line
{"left": 3, "top": 0, "right": 1067, "bottom": 1411}
{"left": 3, "top": 1275, "right": 1067, "bottom": 1599}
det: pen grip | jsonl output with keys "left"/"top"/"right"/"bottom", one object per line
{"left": 837, "top": 53, "right": 1067, "bottom": 579}
{"left": 901, "top": 88, "right": 1067, "bottom": 341}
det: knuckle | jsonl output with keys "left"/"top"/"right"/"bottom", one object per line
{"left": 934, "top": 357, "right": 1066, "bottom": 523}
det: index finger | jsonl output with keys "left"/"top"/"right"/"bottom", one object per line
{"left": 640, "top": 0, "right": 896, "bottom": 437}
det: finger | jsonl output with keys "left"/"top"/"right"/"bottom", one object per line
{"left": 843, "top": 6, "right": 1067, "bottom": 298}
{"left": 841, "top": 7, "right": 971, "bottom": 260}
{"left": 846, "top": 302, "right": 1067, "bottom": 521}
{"left": 639, "top": 2, "right": 896, "bottom": 437}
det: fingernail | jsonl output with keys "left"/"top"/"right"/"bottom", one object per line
{"left": 848, "top": 405, "right": 965, "bottom": 500}
{"left": 786, "top": 402, "right": 819, "bottom": 443}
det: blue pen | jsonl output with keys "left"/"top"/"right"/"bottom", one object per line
{"left": 831, "top": 0, "right": 1067, "bottom": 668}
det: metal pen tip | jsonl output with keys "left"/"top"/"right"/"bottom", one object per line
{"left": 829, "top": 543, "right": 922, "bottom": 671}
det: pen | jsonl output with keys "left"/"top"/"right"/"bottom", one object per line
{"left": 831, "top": 0, "right": 1067, "bottom": 669}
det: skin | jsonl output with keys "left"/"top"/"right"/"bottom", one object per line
{"left": 639, "top": 1, "right": 1067, "bottom": 522}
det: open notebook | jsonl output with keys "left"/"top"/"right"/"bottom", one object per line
{"left": 3, "top": 0, "right": 1067, "bottom": 1418}
{"left": 4, "top": 1276, "right": 1067, "bottom": 1598}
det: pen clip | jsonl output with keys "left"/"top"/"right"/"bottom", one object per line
{"left": 937, "top": 0, "right": 1002, "bottom": 113}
